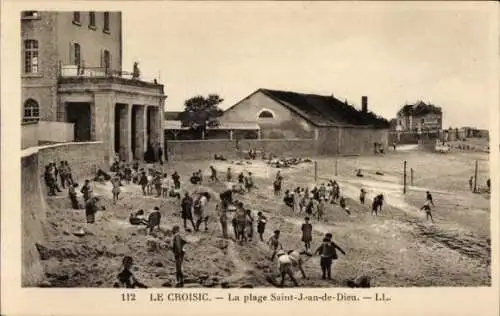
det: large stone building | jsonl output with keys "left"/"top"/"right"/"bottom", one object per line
{"left": 220, "top": 89, "right": 390, "bottom": 155}
{"left": 21, "top": 11, "right": 165, "bottom": 163}
{"left": 394, "top": 101, "right": 443, "bottom": 134}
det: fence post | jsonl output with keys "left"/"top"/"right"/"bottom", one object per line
{"left": 314, "top": 161, "right": 318, "bottom": 183}
{"left": 335, "top": 159, "right": 338, "bottom": 177}
{"left": 403, "top": 160, "right": 407, "bottom": 194}
{"left": 473, "top": 160, "right": 478, "bottom": 193}
{"left": 410, "top": 168, "right": 414, "bottom": 186}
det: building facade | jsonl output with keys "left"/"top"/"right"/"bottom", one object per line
{"left": 21, "top": 11, "right": 165, "bottom": 163}
{"left": 394, "top": 101, "right": 443, "bottom": 133}
{"left": 220, "top": 89, "right": 390, "bottom": 155}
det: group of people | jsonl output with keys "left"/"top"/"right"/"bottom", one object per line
{"left": 281, "top": 179, "right": 351, "bottom": 221}
{"left": 44, "top": 161, "right": 74, "bottom": 196}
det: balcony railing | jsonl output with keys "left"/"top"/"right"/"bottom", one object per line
{"left": 58, "top": 63, "right": 160, "bottom": 84}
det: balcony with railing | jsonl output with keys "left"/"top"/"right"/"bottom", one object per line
{"left": 58, "top": 62, "right": 163, "bottom": 90}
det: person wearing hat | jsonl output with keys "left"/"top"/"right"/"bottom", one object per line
{"left": 314, "top": 236, "right": 346, "bottom": 280}
{"left": 116, "top": 256, "right": 147, "bottom": 288}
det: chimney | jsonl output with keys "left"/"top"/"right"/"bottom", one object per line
{"left": 361, "top": 96, "right": 368, "bottom": 113}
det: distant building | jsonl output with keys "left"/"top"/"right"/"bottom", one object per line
{"left": 219, "top": 88, "right": 390, "bottom": 155}
{"left": 21, "top": 11, "right": 166, "bottom": 162}
{"left": 395, "top": 101, "right": 443, "bottom": 134}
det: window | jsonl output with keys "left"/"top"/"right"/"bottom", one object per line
{"left": 73, "top": 12, "right": 80, "bottom": 24}
{"left": 73, "top": 43, "right": 81, "bottom": 66}
{"left": 89, "top": 11, "right": 96, "bottom": 28}
{"left": 258, "top": 110, "right": 275, "bottom": 119}
{"left": 103, "top": 12, "right": 110, "bottom": 32}
{"left": 23, "top": 99, "right": 40, "bottom": 123}
{"left": 24, "top": 40, "right": 39, "bottom": 74}
{"left": 21, "top": 11, "right": 40, "bottom": 19}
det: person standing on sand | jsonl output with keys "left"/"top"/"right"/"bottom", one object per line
{"left": 172, "top": 171, "right": 181, "bottom": 190}
{"left": 193, "top": 193, "right": 210, "bottom": 232}
{"left": 210, "top": 165, "right": 220, "bottom": 182}
{"left": 314, "top": 237, "right": 346, "bottom": 280}
{"left": 426, "top": 191, "right": 435, "bottom": 207}
{"left": 371, "top": 194, "right": 383, "bottom": 216}
{"left": 257, "top": 211, "right": 267, "bottom": 242}
{"left": 80, "top": 179, "right": 92, "bottom": 202}
{"left": 268, "top": 230, "right": 283, "bottom": 261}
{"left": 85, "top": 196, "right": 101, "bottom": 224}
{"left": 245, "top": 209, "right": 255, "bottom": 242}
{"left": 111, "top": 175, "right": 121, "bottom": 203}
{"left": 147, "top": 206, "right": 161, "bottom": 234}
{"left": 420, "top": 200, "right": 435, "bottom": 223}
{"left": 115, "top": 256, "right": 148, "bottom": 288}
{"left": 139, "top": 171, "right": 148, "bottom": 196}
{"left": 293, "top": 188, "right": 301, "bottom": 214}
{"left": 181, "top": 192, "right": 195, "bottom": 232}
{"left": 301, "top": 217, "right": 313, "bottom": 253}
{"left": 226, "top": 167, "right": 232, "bottom": 182}
{"left": 317, "top": 197, "right": 325, "bottom": 221}
{"left": 360, "top": 188, "right": 366, "bottom": 205}
{"left": 68, "top": 183, "right": 80, "bottom": 209}
{"left": 339, "top": 196, "right": 351, "bottom": 215}
{"left": 172, "top": 225, "right": 188, "bottom": 287}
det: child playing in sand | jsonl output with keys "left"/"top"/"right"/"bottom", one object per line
{"left": 360, "top": 188, "right": 366, "bottom": 205}
{"left": 420, "top": 200, "right": 434, "bottom": 223}
{"left": 116, "top": 256, "right": 148, "bottom": 288}
{"left": 111, "top": 175, "right": 121, "bottom": 203}
{"left": 301, "top": 217, "right": 313, "bottom": 253}
{"left": 129, "top": 209, "right": 149, "bottom": 226}
{"left": 314, "top": 236, "right": 346, "bottom": 280}
{"left": 257, "top": 211, "right": 267, "bottom": 242}
{"left": 268, "top": 230, "right": 283, "bottom": 261}
{"left": 339, "top": 196, "right": 351, "bottom": 215}
{"left": 80, "top": 179, "right": 92, "bottom": 202}
{"left": 147, "top": 207, "right": 161, "bottom": 234}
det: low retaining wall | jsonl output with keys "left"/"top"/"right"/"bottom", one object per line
{"left": 166, "top": 139, "right": 318, "bottom": 161}
{"left": 21, "top": 141, "right": 106, "bottom": 287}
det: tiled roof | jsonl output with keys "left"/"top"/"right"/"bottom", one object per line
{"left": 230, "top": 89, "right": 390, "bottom": 128}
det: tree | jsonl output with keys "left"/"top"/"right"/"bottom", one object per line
{"left": 180, "top": 94, "right": 224, "bottom": 137}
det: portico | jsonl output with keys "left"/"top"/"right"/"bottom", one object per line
{"left": 57, "top": 76, "right": 166, "bottom": 164}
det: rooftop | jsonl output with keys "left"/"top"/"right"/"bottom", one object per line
{"left": 228, "top": 88, "right": 390, "bottom": 128}
{"left": 397, "top": 101, "right": 442, "bottom": 117}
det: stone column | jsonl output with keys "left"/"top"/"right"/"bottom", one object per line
{"left": 126, "top": 104, "right": 133, "bottom": 161}
{"left": 143, "top": 105, "right": 149, "bottom": 158}
{"left": 134, "top": 105, "right": 145, "bottom": 160}
{"left": 93, "top": 92, "right": 115, "bottom": 165}
{"left": 117, "top": 104, "right": 132, "bottom": 162}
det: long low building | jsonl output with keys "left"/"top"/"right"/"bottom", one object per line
{"left": 219, "top": 88, "right": 390, "bottom": 155}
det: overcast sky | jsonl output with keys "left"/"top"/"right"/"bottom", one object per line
{"left": 121, "top": 2, "right": 498, "bottom": 129}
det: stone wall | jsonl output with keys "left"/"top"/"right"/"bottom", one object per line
{"left": 22, "top": 141, "right": 107, "bottom": 286}
{"left": 165, "top": 129, "right": 388, "bottom": 161}
{"left": 21, "top": 152, "right": 47, "bottom": 287}
{"left": 36, "top": 142, "right": 107, "bottom": 185}
{"left": 316, "top": 127, "right": 389, "bottom": 155}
